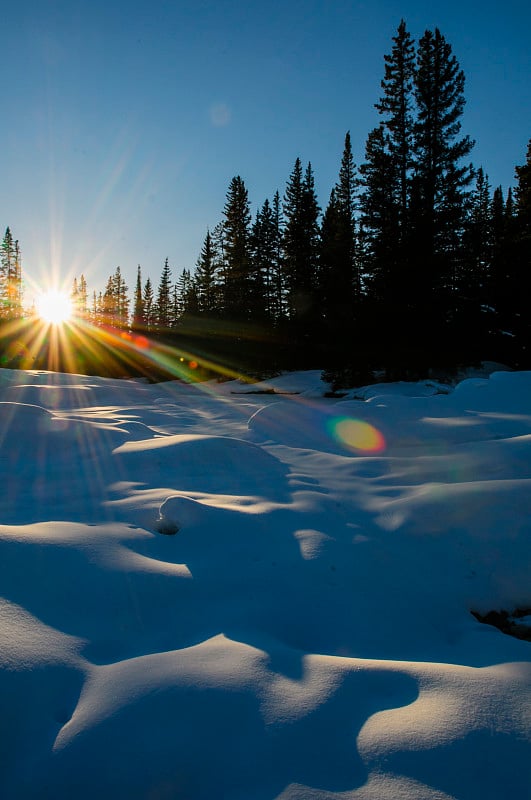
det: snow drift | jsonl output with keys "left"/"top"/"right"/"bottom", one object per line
{"left": 0, "top": 367, "right": 529, "bottom": 799}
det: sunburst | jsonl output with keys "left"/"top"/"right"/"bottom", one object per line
{"left": 36, "top": 289, "right": 73, "bottom": 325}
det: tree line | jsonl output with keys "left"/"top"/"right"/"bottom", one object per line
{"left": 2, "top": 22, "right": 531, "bottom": 383}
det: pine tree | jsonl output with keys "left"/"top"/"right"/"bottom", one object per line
{"left": 458, "top": 167, "right": 493, "bottom": 361}
{"left": 359, "top": 125, "right": 400, "bottom": 303}
{"left": 319, "top": 189, "right": 342, "bottom": 341}
{"left": 143, "top": 278, "right": 155, "bottom": 332}
{"left": 156, "top": 258, "right": 173, "bottom": 329}
{"left": 96, "top": 291, "right": 104, "bottom": 326}
{"left": 283, "top": 161, "right": 320, "bottom": 316}
{"left": 357, "top": 23, "right": 416, "bottom": 375}
{"left": 357, "top": 124, "right": 407, "bottom": 374}
{"left": 114, "top": 266, "right": 129, "bottom": 329}
{"left": 484, "top": 186, "right": 514, "bottom": 360}
{"left": 222, "top": 176, "right": 252, "bottom": 320}
{"left": 170, "top": 283, "right": 181, "bottom": 327}
{"left": 102, "top": 275, "right": 116, "bottom": 326}
{"left": 176, "top": 268, "right": 199, "bottom": 315}
{"left": 250, "top": 198, "right": 280, "bottom": 321}
{"left": 132, "top": 265, "right": 145, "bottom": 330}
{"left": 211, "top": 221, "right": 227, "bottom": 281}
{"left": 320, "top": 132, "right": 358, "bottom": 348}
{"left": 100, "top": 268, "right": 128, "bottom": 329}
{"left": 301, "top": 162, "right": 321, "bottom": 288}
{"left": 320, "top": 191, "right": 347, "bottom": 367}
{"left": 78, "top": 274, "right": 88, "bottom": 319}
{"left": 0, "top": 228, "right": 19, "bottom": 319}
{"left": 91, "top": 291, "right": 99, "bottom": 325}
{"left": 491, "top": 185, "right": 507, "bottom": 297}
{"left": 195, "top": 230, "right": 220, "bottom": 315}
{"left": 12, "top": 239, "right": 23, "bottom": 317}
{"left": 375, "top": 20, "right": 415, "bottom": 236}
{"left": 412, "top": 28, "right": 474, "bottom": 293}
{"left": 511, "top": 139, "right": 531, "bottom": 365}
{"left": 270, "top": 191, "right": 285, "bottom": 322}
{"left": 71, "top": 277, "right": 80, "bottom": 317}
{"left": 515, "top": 138, "right": 531, "bottom": 240}
{"left": 282, "top": 157, "right": 304, "bottom": 318}
{"left": 462, "top": 167, "right": 492, "bottom": 297}
{"left": 336, "top": 132, "right": 359, "bottom": 296}
{"left": 409, "top": 27, "right": 475, "bottom": 366}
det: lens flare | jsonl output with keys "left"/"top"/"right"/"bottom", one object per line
{"left": 330, "top": 417, "right": 386, "bottom": 453}
{"left": 1, "top": 339, "right": 31, "bottom": 368}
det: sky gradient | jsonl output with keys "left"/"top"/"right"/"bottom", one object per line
{"left": 1, "top": 0, "right": 530, "bottom": 303}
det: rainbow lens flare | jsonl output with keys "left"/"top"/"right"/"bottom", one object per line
{"left": 330, "top": 417, "right": 386, "bottom": 454}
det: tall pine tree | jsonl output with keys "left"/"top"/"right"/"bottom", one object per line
{"left": 320, "top": 133, "right": 358, "bottom": 334}
{"left": 512, "top": 139, "right": 531, "bottom": 365}
{"left": 283, "top": 159, "right": 321, "bottom": 363}
{"left": 358, "top": 23, "right": 416, "bottom": 375}
{"left": 222, "top": 176, "right": 252, "bottom": 320}
{"left": 375, "top": 19, "right": 415, "bottom": 239}
{"left": 411, "top": 29, "right": 475, "bottom": 317}
{"left": 132, "top": 265, "right": 145, "bottom": 331}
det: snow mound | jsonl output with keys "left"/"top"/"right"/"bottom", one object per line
{"left": 113, "top": 433, "right": 290, "bottom": 497}
{"left": 450, "top": 370, "right": 531, "bottom": 413}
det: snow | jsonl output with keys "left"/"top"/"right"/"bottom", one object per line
{"left": 0, "top": 366, "right": 530, "bottom": 799}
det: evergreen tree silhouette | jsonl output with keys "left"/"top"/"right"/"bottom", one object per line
{"left": 222, "top": 176, "right": 252, "bottom": 321}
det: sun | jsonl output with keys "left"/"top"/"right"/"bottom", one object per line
{"left": 37, "top": 289, "right": 73, "bottom": 325}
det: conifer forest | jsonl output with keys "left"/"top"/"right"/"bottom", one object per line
{"left": 1, "top": 22, "right": 530, "bottom": 385}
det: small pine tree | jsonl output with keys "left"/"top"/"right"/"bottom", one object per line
{"left": 195, "top": 230, "right": 220, "bottom": 315}
{"left": 270, "top": 191, "right": 285, "bottom": 322}
{"left": 156, "top": 258, "right": 173, "bottom": 329}
{"left": 170, "top": 283, "right": 181, "bottom": 327}
{"left": 143, "top": 278, "right": 155, "bottom": 332}
{"left": 132, "top": 265, "right": 145, "bottom": 330}
{"left": 114, "top": 266, "right": 129, "bottom": 329}
{"left": 13, "top": 239, "right": 23, "bottom": 317}
{"left": 177, "top": 268, "right": 199, "bottom": 315}
{"left": 0, "top": 228, "right": 19, "bottom": 319}
{"left": 79, "top": 275, "right": 88, "bottom": 318}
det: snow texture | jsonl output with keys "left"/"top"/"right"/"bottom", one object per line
{"left": 0, "top": 366, "right": 530, "bottom": 799}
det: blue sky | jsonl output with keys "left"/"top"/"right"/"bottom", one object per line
{"left": 1, "top": 0, "right": 530, "bottom": 303}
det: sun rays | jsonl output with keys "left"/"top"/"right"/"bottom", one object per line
{"left": 2, "top": 299, "right": 246, "bottom": 389}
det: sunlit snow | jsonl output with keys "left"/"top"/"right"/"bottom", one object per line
{"left": 0, "top": 366, "right": 530, "bottom": 799}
